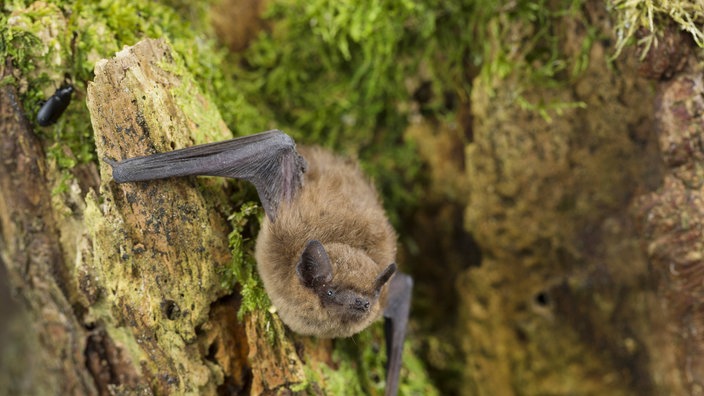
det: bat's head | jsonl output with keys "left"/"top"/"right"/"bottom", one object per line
{"left": 296, "top": 240, "right": 396, "bottom": 333}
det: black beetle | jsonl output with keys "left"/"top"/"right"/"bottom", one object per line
{"left": 37, "top": 85, "right": 74, "bottom": 126}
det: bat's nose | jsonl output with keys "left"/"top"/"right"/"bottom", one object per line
{"left": 354, "top": 298, "right": 370, "bottom": 311}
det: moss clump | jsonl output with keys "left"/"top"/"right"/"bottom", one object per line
{"left": 236, "top": 0, "right": 436, "bottom": 144}
{"left": 462, "top": 0, "right": 664, "bottom": 393}
{"left": 224, "top": 200, "right": 270, "bottom": 319}
{"left": 470, "top": 0, "right": 590, "bottom": 116}
{"left": 231, "top": 0, "right": 473, "bottom": 221}
{"left": 610, "top": 0, "right": 704, "bottom": 57}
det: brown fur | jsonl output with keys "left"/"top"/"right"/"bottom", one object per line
{"left": 255, "top": 146, "right": 397, "bottom": 337}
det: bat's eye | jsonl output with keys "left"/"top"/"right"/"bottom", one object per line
{"left": 326, "top": 289, "right": 334, "bottom": 296}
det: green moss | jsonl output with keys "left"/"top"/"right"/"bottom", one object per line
{"left": 308, "top": 323, "right": 438, "bottom": 395}
{"left": 610, "top": 0, "right": 704, "bottom": 58}
{"left": 224, "top": 0, "right": 598, "bottom": 218}
{"left": 3, "top": 0, "right": 597, "bottom": 207}
{"left": 229, "top": 0, "right": 444, "bottom": 218}
{"left": 312, "top": 355, "right": 366, "bottom": 395}
{"left": 224, "top": 200, "right": 271, "bottom": 319}
{"left": 468, "top": 0, "right": 590, "bottom": 119}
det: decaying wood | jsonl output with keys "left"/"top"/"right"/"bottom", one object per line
{"left": 0, "top": 78, "right": 96, "bottom": 395}
{"left": 85, "top": 37, "right": 315, "bottom": 395}
{"left": 86, "top": 38, "right": 246, "bottom": 394}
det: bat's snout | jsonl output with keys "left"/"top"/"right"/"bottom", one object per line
{"left": 353, "top": 298, "right": 371, "bottom": 311}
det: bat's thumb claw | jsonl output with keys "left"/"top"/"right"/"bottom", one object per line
{"left": 103, "top": 156, "right": 118, "bottom": 167}
{"left": 102, "top": 156, "right": 126, "bottom": 183}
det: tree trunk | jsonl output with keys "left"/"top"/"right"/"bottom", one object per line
{"left": 0, "top": 77, "right": 98, "bottom": 396}
{"left": 85, "top": 38, "right": 246, "bottom": 394}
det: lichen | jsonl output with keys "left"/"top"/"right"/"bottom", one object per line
{"left": 610, "top": 0, "right": 704, "bottom": 58}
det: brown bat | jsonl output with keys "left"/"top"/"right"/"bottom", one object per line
{"left": 105, "top": 130, "right": 412, "bottom": 396}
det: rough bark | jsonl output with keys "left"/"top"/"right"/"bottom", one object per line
{"left": 86, "top": 38, "right": 241, "bottom": 395}
{"left": 0, "top": 76, "right": 96, "bottom": 395}
{"left": 635, "top": 32, "right": 704, "bottom": 392}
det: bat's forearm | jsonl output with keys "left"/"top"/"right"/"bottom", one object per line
{"left": 105, "top": 129, "right": 295, "bottom": 183}
{"left": 105, "top": 154, "right": 211, "bottom": 182}
{"left": 106, "top": 129, "right": 306, "bottom": 222}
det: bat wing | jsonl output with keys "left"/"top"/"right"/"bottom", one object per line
{"left": 383, "top": 272, "right": 413, "bottom": 396}
{"left": 105, "top": 130, "right": 307, "bottom": 221}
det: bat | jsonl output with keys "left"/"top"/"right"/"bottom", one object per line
{"left": 105, "top": 130, "right": 412, "bottom": 396}
{"left": 37, "top": 85, "right": 74, "bottom": 126}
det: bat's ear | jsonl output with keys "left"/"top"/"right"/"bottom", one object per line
{"left": 296, "top": 240, "right": 333, "bottom": 289}
{"left": 374, "top": 263, "right": 397, "bottom": 293}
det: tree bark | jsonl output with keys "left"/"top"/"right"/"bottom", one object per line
{"left": 636, "top": 49, "right": 704, "bottom": 393}
{"left": 86, "top": 38, "right": 242, "bottom": 394}
{"left": 0, "top": 74, "right": 97, "bottom": 396}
